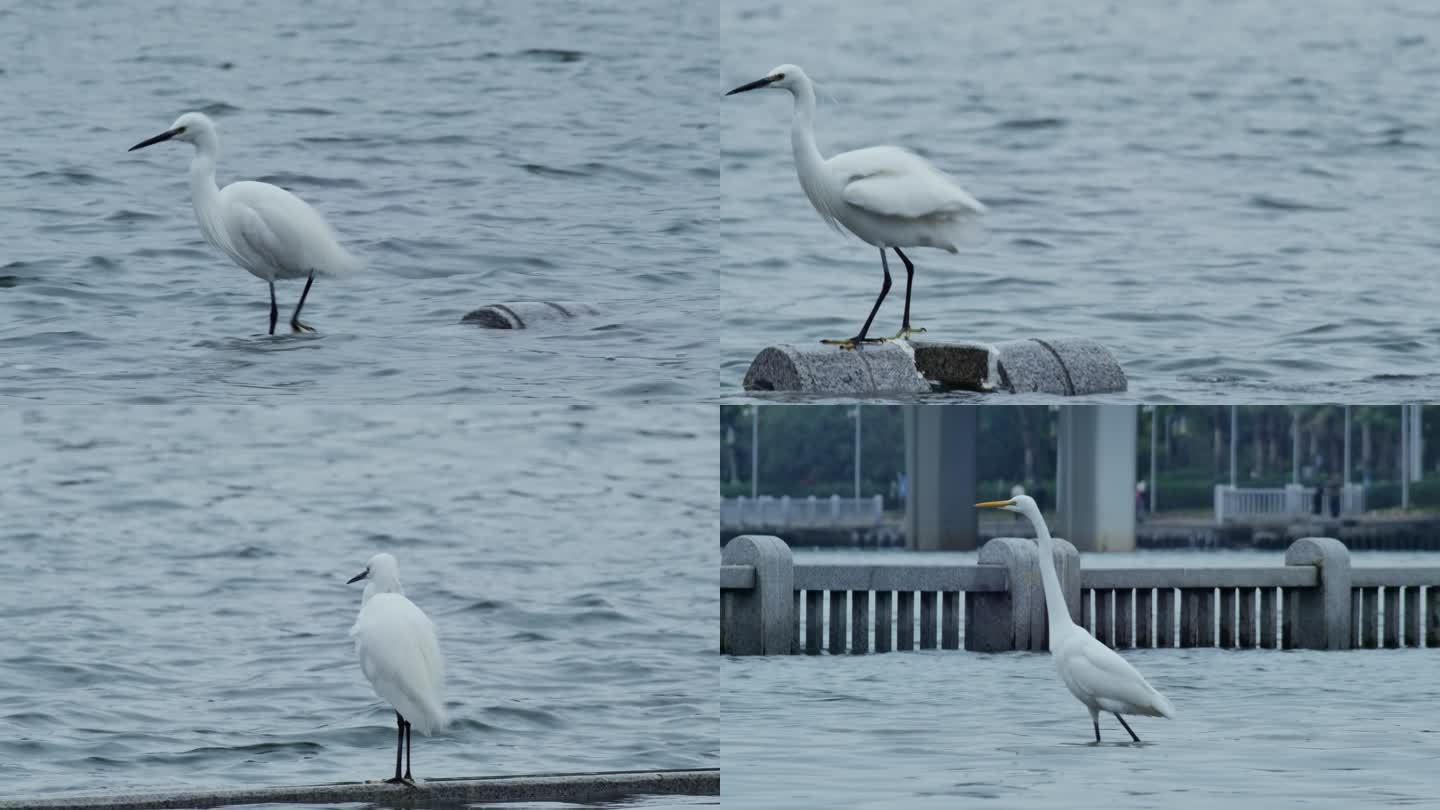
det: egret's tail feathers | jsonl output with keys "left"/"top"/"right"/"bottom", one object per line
{"left": 409, "top": 697, "right": 447, "bottom": 736}
{"left": 1150, "top": 690, "right": 1176, "bottom": 719}
{"left": 323, "top": 249, "right": 364, "bottom": 275}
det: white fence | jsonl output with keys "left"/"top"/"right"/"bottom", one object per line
{"left": 1214, "top": 484, "right": 1365, "bottom": 523}
{"left": 721, "top": 495, "right": 886, "bottom": 530}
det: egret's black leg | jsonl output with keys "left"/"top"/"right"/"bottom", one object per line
{"left": 1115, "top": 713, "right": 1141, "bottom": 742}
{"left": 385, "top": 711, "right": 405, "bottom": 783}
{"left": 268, "top": 281, "right": 278, "bottom": 336}
{"left": 821, "top": 247, "right": 891, "bottom": 349}
{"left": 403, "top": 719, "right": 413, "bottom": 781}
{"left": 856, "top": 248, "right": 893, "bottom": 343}
{"left": 892, "top": 247, "right": 924, "bottom": 340}
{"left": 1093, "top": 717, "right": 1101, "bottom": 743}
{"left": 290, "top": 271, "right": 316, "bottom": 333}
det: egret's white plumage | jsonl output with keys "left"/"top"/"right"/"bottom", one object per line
{"left": 977, "top": 496, "right": 1174, "bottom": 742}
{"left": 726, "top": 64, "right": 985, "bottom": 346}
{"left": 129, "top": 111, "right": 359, "bottom": 335}
{"left": 347, "top": 552, "right": 446, "bottom": 783}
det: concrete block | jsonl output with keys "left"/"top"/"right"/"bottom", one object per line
{"left": 461, "top": 301, "right": 598, "bottom": 329}
{"left": 742, "top": 338, "right": 1126, "bottom": 395}
{"left": 743, "top": 343, "right": 931, "bottom": 394}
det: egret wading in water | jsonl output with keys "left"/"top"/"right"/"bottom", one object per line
{"left": 128, "top": 112, "right": 360, "bottom": 335}
{"left": 348, "top": 553, "right": 446, "bottom": 785}
{"left": 726, "top": 65, "right": 985, "bottom": 349}
{"left": 975, "top": 496, "right": 1175, "bottom": 743}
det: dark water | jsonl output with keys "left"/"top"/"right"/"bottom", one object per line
{"left": 723, "top": 549, "right": 1440, "bottom": 808}
{"left": 721, "top": 0, "right": 1440, "bottom": 401}
{"left": 0, "top": 0, "right": 715, "bottom": 403}
{"left": 0, "top": 404, "right": 716, "bottom": 807}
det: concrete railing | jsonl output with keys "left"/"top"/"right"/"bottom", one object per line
{"left": 720, "top": 494, "right": 886, "bottom": 530}
{"left": 1214, "top": 483, "right": 1365, "bottom": 522}
{"left": 719, "top": 535, "right": 1440, "bottom": 655}
{"left": 0, "top": 769, "right": 721, "bottom": 810}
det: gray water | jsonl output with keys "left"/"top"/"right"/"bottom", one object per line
{"left": 724, "top": 549, "right": 1440, "bottom": 808}
{"left": 0, "top": 404, "right": 716, "bottom": 807}
{"left": 722, "top": 649, "right": 1440, "bottom": 809}
{"left": 720, "top": 0, "right": 1440, "bottom": 401}
{"left": 0, "top": 0, "right": 715, "bottom": 403}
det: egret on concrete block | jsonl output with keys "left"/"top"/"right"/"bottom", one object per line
{"left": 726, "top": 64, "right": 985, "bottom": 349}
{"left": 348, "top": 552, "right": 447, "bottom": 785}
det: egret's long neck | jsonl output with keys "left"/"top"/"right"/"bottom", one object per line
{"left": 362, "top": 574, "right": 403, "bottom": 606}
{"left": 788, "top": 78, "right": 826, "bottom": 190}
{"left": 1032, "top": 512, "right": 1075, "bottom": 636}
{"left": 187, "top": 135, "right": 223, "bottom": 244}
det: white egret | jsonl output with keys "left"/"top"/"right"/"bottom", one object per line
{"left": 347, "top": 553, "right": 447, "bottom": 785}
{"left": 128, "top": 112, "right": 360, "bottom": 335}
{"left": 725, "top": 64, "right": 985, "bottom": 349}
{"left": 976, "top": 496, "right": 1174, "bottom": 743}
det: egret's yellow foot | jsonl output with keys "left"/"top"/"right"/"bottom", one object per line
{"left": 290, "top": 320, "right": 316, "bottom": 334}
{"left": 820, "top": 337, "right": 887, "bottom": 351}
{"left": 888, "top": 326, "right": 926, "bottom": 341}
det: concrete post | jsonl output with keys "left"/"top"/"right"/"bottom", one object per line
{"left": 967, "top": 537, "right": 1038, "bottom": 651}
{"left": 904, "top": 405, "right": 979, "bottom": 549}
{"left": 1055, "top": 405, "right": 1138, "bottom": 551}
{"left": 967, "top": 536, "right": 1081, "bottom": 652}
{"left": 720, "top": 536, "right": 794, "bottom": 655}
{"left": 1283, "top": 537, "right": 1351, "bottom": 650}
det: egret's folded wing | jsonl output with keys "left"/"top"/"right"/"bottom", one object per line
{"left": 228, "top": 202, "right": 304, "bottom": 276}
{"left": 1066, "top": 638, "right": 1172, "bottom": 717}
{"left": 351, "top": 596, "right": 447, "bottom": 733}
{"left": 224, "top": 182, "right": 360, "bottom": 276}
{"left": 833, "top": 146, "right": 985, "bottom": 220}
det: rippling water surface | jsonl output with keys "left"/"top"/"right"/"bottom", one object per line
{"left": 723, "top": 549, "right": 1440, "bottom": 808}
{"left": 0, "top": 0, "right": 715, "bottom": 403}
{"left": 721, "top": 0, "right": 1440, "bottom": 401}
{"left": 0, "top": 404, "right": 716, "bottom": 807}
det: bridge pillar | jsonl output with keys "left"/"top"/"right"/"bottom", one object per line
{"left": 904, "top": 405, "right": 978, "bottom": 550}
{"left": 1056, "top": 406, "right": 1138, "bottom": 552}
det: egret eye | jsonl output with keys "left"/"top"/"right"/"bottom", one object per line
{"left": 175, "top": 126, "right": 186, "bottom": 133}
{"left": 774, "top": 73, "right": 785, "bottom": 81}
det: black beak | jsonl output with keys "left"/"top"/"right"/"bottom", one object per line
{"left": 346, "top": 570, "right": 368, "bottom": 584}
{"left": 726, "top": 76, "right": 776, "bottom": 96}
{"left": 128, "top": 127, "right": 183, "bottom": 152}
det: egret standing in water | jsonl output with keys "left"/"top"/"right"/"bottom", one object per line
{"left": 975, "top": 496, "right": 1174, "bottom": 743}
{"left": 726, "top": 65, "right": 985, "bottom": 349}
{"left": 129, "top": 112, "right": 360, "bottom": 335}
{"left": 348, "top": 553, "right": 447, "bottom": 785}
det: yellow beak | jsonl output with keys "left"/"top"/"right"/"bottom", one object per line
{"left": 975, "top": 499, "right": 1015, "bottom": 509}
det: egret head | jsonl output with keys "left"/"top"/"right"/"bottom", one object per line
{"left": 726, "top": 64, "right": 807, "bottom": 96}
{"left": 128, "top": 111, "right": 217, "bottom": 152}
{"left": 975, "top": 494, "right": 1040, "bottom": 518}
{"left": 347, "top": 552, "right": 402, "bottom": 598}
